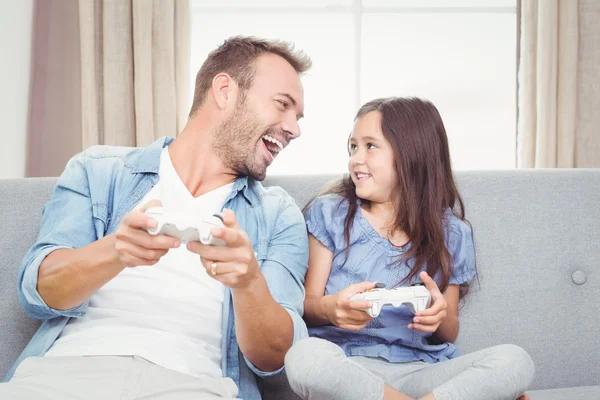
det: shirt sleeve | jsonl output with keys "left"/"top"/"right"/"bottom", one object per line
{"left": 243, "top": 195, "right": 309, "bottom": 377}
{"left": 447, "top": 218, "right": 477, "bottom": 286}
{"left": 18, "top": 152, "right": 97, "bottom": 320}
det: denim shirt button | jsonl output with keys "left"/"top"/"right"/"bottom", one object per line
{"left": 571, "top": 270, "right": 587, "bottom": 285}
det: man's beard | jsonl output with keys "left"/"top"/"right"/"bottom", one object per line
{"left": 212, "top": 100, "right": 269, "bottom": 181}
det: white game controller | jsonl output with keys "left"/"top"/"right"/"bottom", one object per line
{"left": 145, "top": 206, "right": 226, "bottom": 246}
{"left": 349, "top": 283, "right": 432, "bottom": 317}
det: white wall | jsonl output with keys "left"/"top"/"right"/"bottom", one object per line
{"left": 0, "top": 0, "right": 33, "bottom": 178}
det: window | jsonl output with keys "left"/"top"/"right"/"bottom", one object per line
{"left": 190, "top": 0, "right": 517, "bottom": 174}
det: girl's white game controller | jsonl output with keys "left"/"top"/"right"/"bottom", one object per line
{"left": 145, "top": 207, "right": 226, "bottom": 246}
{"left": 349, "top": 284, "right": 432, "bottom": 317}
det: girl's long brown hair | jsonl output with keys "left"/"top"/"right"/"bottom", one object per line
{"left": 306, "top": 97, "right": 473, "bottom": 297}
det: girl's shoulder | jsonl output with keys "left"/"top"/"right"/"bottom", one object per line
{"left": 443, "top": 209, "right": 474, "bottom": 254}
{"left": 444, "top": 209, "right": 472, "bottom": 234}
{"left": 443, "top": 210, "right": 477, "bottom": 284}
{"left": 305, "top": 194, "right": 352, "bottom": 219}
{"left": 304, "top": 194, "right": 357, "bottom": 252}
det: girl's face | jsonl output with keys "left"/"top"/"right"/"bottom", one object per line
{"left": 348, "top": 111, "right": 398, "bottom": 204}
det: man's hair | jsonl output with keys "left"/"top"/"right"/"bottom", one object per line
{"left": 189, "top": 36, "right": 312, "bottom": 117}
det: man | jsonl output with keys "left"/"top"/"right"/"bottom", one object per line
{"left": 1, "top": 36, "right": 312, "bottom": 400}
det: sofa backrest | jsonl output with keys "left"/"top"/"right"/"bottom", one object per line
{"left": 0, "top": 178, "right": 56, "bottom": 379}
{"left": 1, "top": 171, "right": 599, "bottom": 389}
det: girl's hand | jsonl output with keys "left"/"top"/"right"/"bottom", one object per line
{"left": 323, "top": 281, "right": 377, "bottom": 330}
{"left": 408, "top": 271, "right": 448, "bottom": 333}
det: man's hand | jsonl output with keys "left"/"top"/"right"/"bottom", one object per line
{"left": 408, "top": 271, "right": 448, "bottom": 333}
{"left": 322, "top": 281, "right": 376, "bottom": 330}
{"left": 114, "top": 200, "right": 181, "bottom": 267}
{"left": 187, "top": 209, "right": 261, "bottom": 289}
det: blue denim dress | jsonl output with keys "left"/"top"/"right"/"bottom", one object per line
{"left": 306, "top": 194, "right": 477, "bottom": 363}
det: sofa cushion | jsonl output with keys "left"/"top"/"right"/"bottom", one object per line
{"left": 528, "top": 385, "right": 600, "bottom": 400}
{"left": 0, "top": 178, "right": 55, "bottom": 379}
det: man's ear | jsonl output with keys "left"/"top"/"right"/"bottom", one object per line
{"left": 211, "top": 73, "right": 233, "bottom": 110}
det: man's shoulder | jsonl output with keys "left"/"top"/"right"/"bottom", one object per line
{"left": 248, "top": 179, "right": 297, "bottom": 209}
{"left": 246, "top": 180, "right": 305, "bottom": 227}
{"left": 58, "top": 145, "right": 141, "bottom": 186}
{"left": 57, "top": 143, "right": 160, "bottom": 208}
{"left": 81, "top": 143, "right": 141, "bottom": 160}
{"left": 78, "top": 144, "right": 144, "bottom": 170}
{"left": 68, "top": 137, "right": 171, "bottom": 177}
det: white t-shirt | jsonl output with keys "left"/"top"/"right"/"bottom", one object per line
{"left": 45, "top": 148, "right": 233, "bottom": 380}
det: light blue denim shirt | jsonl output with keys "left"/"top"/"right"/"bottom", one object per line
{"left": 4, "top": 137, "right": 309, "bottom": 400}
{"left": 305, "top": 194, "right": 476, "bottom": 363}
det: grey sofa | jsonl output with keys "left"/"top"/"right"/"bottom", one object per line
{"left": 1, "top": 171, "right": 599, "bottom": 399}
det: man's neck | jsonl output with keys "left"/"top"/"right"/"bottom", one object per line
{"left": 168, "top": 121, "right": 238, "bottom": 198}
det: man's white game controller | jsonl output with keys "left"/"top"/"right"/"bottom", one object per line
{"left": 349, "top": 283, "right": 432, "bottom": 317}
{"left": 145, "top": 206, "right": 226, "bottom": 246}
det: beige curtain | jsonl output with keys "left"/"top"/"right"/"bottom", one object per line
{"left": 517, "top": 0, "right": 579, "bottom": 168}
{"left": 79, "top": 0, "right": 191, "bottom": 149}
{"left": 576, "top": 0, "right": 600, "bottom": 167}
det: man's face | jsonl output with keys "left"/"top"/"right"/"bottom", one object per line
{"left": 212, "top": 54, "right": 305, "bottom": 181}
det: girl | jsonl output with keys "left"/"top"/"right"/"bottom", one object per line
{"left": 284, "top": 97, "right": 534, "bottom": 400}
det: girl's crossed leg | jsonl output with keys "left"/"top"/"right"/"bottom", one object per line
{"left": 285, "top": 338, "right": 534, "bottom": 400}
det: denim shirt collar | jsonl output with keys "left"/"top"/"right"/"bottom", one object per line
{"left": 129, "top": 136, "right": 257, "bottom": 207}
{"left": 130, "top": 137, "right": 174, "bottom": 174}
